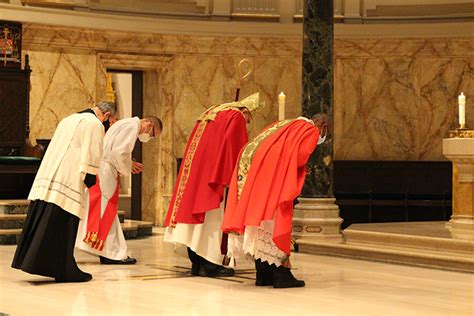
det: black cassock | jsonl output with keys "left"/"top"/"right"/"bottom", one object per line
{"left": 11, "top": 200, "right": 84, "bottom": 281}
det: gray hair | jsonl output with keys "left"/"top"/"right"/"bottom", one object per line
{"left": 95, "top": 101, "right": 117, "bottom": 116}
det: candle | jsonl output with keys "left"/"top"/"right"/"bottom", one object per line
{"left": 459, "top": 93, "right": 466, "bottom": 128}
{"left": 459, "top": 92, "right": 466, "bottom": 105}
{"left": 278, "top": 92, "right": 286, "bottom": 121}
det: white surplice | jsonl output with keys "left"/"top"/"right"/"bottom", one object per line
{"left": 29, "top": 112, "right": 104, "bottom": 219}
{"left": 76, "top": 117, "right": 140, "bottom": 260}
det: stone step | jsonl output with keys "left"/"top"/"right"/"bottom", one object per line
{"left": 296, "top": 221, "right": 474, "bottom": 273}
{"left": 121, "top": 220, "right": 153, "bottom": 239}
{"left": 0, "top": 214, "right": 27, "bottom": 229}
{"left": 118, "top": 210, "right": 125, "bottom": 223}
{"left": 0, "top": 200, "right": 30, "bottom": 215}
{"left": 0, "top": 219, "right": 153, "bottom": 245}
{"left": 297, "top": 239, "right": 474, "bottom": 273}
{"left": 344, "top": 222, "right": 474, "bottom": 256}
{"left": 129, "top": 220, "right": 153, "bottom": 237}
{"left": 0, "top": 228, "right": 22, "bottom": 245}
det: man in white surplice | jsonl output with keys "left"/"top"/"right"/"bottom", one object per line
{"left": 76, "top": 116, "right": 162, "bottom": 264}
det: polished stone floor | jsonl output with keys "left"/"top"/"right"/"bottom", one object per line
{"left": 0, "top": 229, "right": 473, "bottom": 316}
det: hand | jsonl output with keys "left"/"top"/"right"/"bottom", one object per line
{"left": 131, "top": 161, "right": 143, "bottom": 174}
{"left": 84, "top": 173, "right": 96, "bottom": 188}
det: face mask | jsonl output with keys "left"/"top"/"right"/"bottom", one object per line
{"left": 103, "top": 120, "right": 110, "bottom": 132}
{"left": 138, "top": 133, "right": 151, "bottom": 143}
{"left": 318, "top": 132, "right": 327, "bottom": 145}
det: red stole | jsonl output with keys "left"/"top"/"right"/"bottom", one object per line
{"left": 222, "top": 119, "right": 319, "bottom": 255}
{"left": 83, "top": 176, "right": 120, "bottom": 251}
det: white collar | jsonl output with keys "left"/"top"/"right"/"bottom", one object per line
{"left": 297, "top": 116, "right": 315, "bottom": 125}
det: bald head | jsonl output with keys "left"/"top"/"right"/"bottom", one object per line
{"left": 311, "top": 113, "right": 331, "bottom": 137}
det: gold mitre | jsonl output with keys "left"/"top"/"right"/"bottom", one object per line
{"left": 236, "top": 92, "right": 265, "bottom": 113}
{"left": 199, "top": 92, "right": 265, "bottom": 122}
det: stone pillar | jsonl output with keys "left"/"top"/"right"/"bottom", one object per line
{"left": 292, "top": 0, "right": 343, "bottom": 245}
{"left": 443, "top": 135, "right": 474, "bottom": 240}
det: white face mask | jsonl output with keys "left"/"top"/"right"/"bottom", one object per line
{"left": 318, "top": 132, "right": 327, "bottom": 145}
{"left": 138, "top": 133, "right": 151, "bottom": 143}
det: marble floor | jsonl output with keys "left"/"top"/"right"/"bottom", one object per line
{"left": 0, "top": 229, "right": 473, "bottom": 316}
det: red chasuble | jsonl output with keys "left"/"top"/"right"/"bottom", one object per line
{"left": 221, "top": 119, "right": 319, "bottom": 255}
{"left": 165, "top": 109, "right": 248, "bottom": 227}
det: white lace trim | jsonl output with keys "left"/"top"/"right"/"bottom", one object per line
{"left": 227, "top": 219, "right": 287, "bottom": 267}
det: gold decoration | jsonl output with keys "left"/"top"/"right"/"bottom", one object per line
{"left": 237, "top": 119, "right": 294, "bottom": 198}
{"left": 198, "top": 92, "right": 265, "bottom": 122}
{"left": 169, "top": 120, "right": 208, "bottom": 227}
{"left": 448, "top": 129, "right": 474, "bottom": 139}
{"left": 105, "top": 73, "right": 116, "bottom": 103}
{"left": 237, "top": 59, "right": 253, "bottom": 88}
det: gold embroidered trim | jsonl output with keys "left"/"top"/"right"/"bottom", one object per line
{"left": 198, "top": 92, "right": 264, "bottom": 122}
{"left": 198, "top": 104, "right": 242, "bottom": 122}
{"left": 169, "top": 120, "right": 208, "bottom": 227}
{"left": 237, "top": 119, "right": 294, "bottom": 198}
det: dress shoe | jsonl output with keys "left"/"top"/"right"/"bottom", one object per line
{"left": 198, "top": 262, "right": 235, "bottom": 277}
{"left": 100, "top": 256, "right": 137, "bottom": 265}
{"left": 55, "top": 272, "right": 92, "bottom": 283}
{"left": 255, "top": 259, "right": 273, "bottom": 286}
{"left": 272, "top": 265, "right": 305, "bottom": 288}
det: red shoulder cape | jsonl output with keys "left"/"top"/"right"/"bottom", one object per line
{"left": 165, "top": 109, "right": 248, "bottom": 226}
{"left": 221, "top": 119, "right": 319, "bottom": 255}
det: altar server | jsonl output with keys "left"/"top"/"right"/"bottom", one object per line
{"left": 76, "top": 116, "right": 162, "bottom": 264}
{"left": 12, "top": 102, "right": 116, "bottom": 282}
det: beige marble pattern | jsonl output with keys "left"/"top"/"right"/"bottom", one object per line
{"left": 334, "top": 55, "right": 473, "bottom": 161}
{"left": 1, "top": 229, "right": 473, "bottom": 316}
{"left": 26, "top": 49, "right": 97, "bottom": 143}
{"left": 22, "top": 24, "right": 302, "bottom": 57}
{"left": 20, "top": 23, "right": 474, "bottom": 223}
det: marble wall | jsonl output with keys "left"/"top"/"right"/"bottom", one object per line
{"left": 22, "top": 23, "right": 473, "bottom": 224}
{"left": 334, "top": 38, "right": 473, "bottom": 161}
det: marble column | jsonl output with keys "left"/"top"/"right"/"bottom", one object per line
{"left": 443, "top": 135, "right": 474, "bottom": 240}
{"left": 292, "top": 0, "right": 343, "bottom": 245}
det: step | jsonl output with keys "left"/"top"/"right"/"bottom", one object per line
{"left": 118, "top": 210, "right": 125, "bottom": 223}
{"left": 128, "top": 220, "right": 153, "bottom": 237}
{"left": 0, "top": 214, "right": 26, "bottom": 229}
{"left": 0, "top": 228, "right": 22, "bottom": 245}
{"left": 121, "top": 220, "right": 139, "bottom": 239}
{"left": 121, "top": 220, "right": 153, "bottom": 239}
{"left": 0, "top": 200, "right": 30, "bottom": 215}
{"left": 297, "top": 239, "right": 474, "bottom": 273}
{"left": 0, "top": 219, "right": 153, "bottom": 245}
{"left": 344, "top": 222, "right": 474, "bottom": 255}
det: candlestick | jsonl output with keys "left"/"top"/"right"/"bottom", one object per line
{"left": 278, "top": 92, "right": 286, "bottom": 121}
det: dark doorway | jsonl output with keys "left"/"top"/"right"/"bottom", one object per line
{"left": 107, "top": 69, "right": 143, "bottom": 221}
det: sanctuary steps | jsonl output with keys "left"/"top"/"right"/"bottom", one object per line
{"left": 0, "top": 199, "right": 152, "bottom": 245}
{"left": 297, "top": 221, "right": 474, "bottom": 273}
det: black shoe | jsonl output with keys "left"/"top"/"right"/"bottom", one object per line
{"left": 55, "top": 272, "right": 92, "bottom": 283}
{"left": 255, "top": 259, "right": 273, "bottom": 286}
{"left": 272, "top": 265, "right": 305, "bottom": 288}
{"left": 187, "top": 248, "right": 201, "bottom": 276}
{"left": 198, "top": 261, "right": 235, "bottom": 278}
{"left": 100, "top": 256, "right": 137, "bottom": 265}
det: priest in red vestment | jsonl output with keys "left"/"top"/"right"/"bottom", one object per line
{"left": 222, "top": 114, "right": 329, "bottom": 288}
{"left": 164, "top": 93, "right": 264, "bottom": 277}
